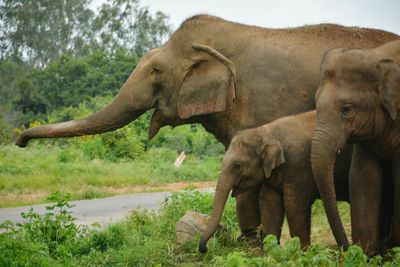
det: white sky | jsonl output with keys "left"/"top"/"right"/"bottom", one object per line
{"left": 93, "top": 0, "right": 400, "bottom": 35}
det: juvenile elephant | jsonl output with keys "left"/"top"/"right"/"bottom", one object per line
{"left": 15, "top": 15, "right": 398, "bottom": 240}
{"left": 311, "top": 40, "right": 400, "bottom": 255}
{"left": 199, "top": 111, "right": 352, "bottom": 252}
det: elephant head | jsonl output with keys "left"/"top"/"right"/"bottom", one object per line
{"left": 199, "top": 127, "right": 285, "bottom": 253}
{"left": 15, "top": 23, "right": 237, "bottom": 147}
{"left": 311, "top": 41, "right": 400, "bottom": 249}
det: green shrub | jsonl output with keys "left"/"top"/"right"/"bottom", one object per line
{"left": 57, "top": 147, "right": 85, "bottom": 163}
{"left": 0, "top": 192, "right": 94, "bottom": 264}
{"left": 150, "top": 123, "right": 225, "bottom": 158}
{"left": 215, "top": 234, "right": 400, "bottom": 267}
{"left": 343, "top": 245, "right": 368, "bottom": 266}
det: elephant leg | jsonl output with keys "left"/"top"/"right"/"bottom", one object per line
{"left": 378, "top": 164, "right": 393, "bottom": 253}
{"left": 259, "top": 184, "right": 284, "bottom": 243}
{"left": 283, "top": 185, "right": 311, "bottom": 248}
{"left": 391, "top": 155, "right": 400, "bottom": 247}
{"left": 236, "top": 187, "right": 261, "bottom": 238}
{"left": 350, "top": 145, "right": 383, "bottom": 256}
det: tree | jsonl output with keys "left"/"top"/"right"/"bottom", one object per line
{"left": 13, "top": 50, "right": 139, "bottom": 125}
{"left": 93, "top": 0, "right": 172, "bottom": 56}
{"left": 0, "top": 113, "right": 13, "bottom": 144}
{"left": 0, "top": 0, "right": 95, "bottom": 67}
{"left": 0, "top": 59, "right": 28, "bottom": 132}
{"left": 0, "top": 0, "right": 172, "bottom": 66}
{"left": 0, "top": 59, "right": 29, "bottom": 107}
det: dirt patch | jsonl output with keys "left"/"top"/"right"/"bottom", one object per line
{"left": 103, "top": 181, "right": 216, "bottom": 194}
{"left": 0, "top": 192, "right": 47, "bottom": 203}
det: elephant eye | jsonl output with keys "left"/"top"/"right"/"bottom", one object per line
{"left": 150, "top": 67, "right": 161, "bottom": 75}
{"left": 341, "top": 103, "right": 353, "bottom": 116}
{"left": 232, "top": 162, "right": 242, "bottom": 173}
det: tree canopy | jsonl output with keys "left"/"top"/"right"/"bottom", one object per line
{"left": 13, "top": 50, "right": 139, "bottom": 125}
{"left": 0, "top": 0, "right": 172, "bottom": 66}
{"left": 0, "top": 0, "right": 95, "bottom": 66}
{"left": 93, "top": 0, "right": 171, "bottom": 56}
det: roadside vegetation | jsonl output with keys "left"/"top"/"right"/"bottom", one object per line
{"left": 2, "top": 190, "right": 399, "bottom": 266}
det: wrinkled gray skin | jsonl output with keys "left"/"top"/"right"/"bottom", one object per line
{"left": 199, "top": 111, "right": 352, "bottom": 252}
{"left": 15, "top": 15, "right": 398, "bottom": 241}
{"left": 312, "top": 40, "right": 400, "bottom": 256}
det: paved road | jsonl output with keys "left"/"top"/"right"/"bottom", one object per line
{"left": 0, "top": 191, "right": 172, "bottom": 227}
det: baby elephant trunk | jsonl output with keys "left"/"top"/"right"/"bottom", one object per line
{"left": 199, "top": 176, "right": 232, "bottom": 253}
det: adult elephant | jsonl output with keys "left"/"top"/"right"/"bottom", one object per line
{"left": 15, "top": 15, "right": 399, "bottom": 244}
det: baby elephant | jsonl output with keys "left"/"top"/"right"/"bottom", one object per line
{"left": 199, "top": 111, "right": 352, "bottom": 252}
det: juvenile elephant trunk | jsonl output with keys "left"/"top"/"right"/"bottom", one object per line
{"left": 199, "top": 176, "right": 232, "bottom": 253}
{"left": 311, "top": 126, "right": 349, "bottom": 249}
{"left": 15, "top": 83, "right": 149, "bottom": 147}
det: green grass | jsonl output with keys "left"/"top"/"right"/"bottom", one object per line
{"left": 1, "top": 190, "right": 398, "bottom": 266}
{"left": 0, "top": 144, "right": 221, "bottom": 207}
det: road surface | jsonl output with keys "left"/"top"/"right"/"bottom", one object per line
{"left": 0, "top": 191, "right": 173, "bottom": 227}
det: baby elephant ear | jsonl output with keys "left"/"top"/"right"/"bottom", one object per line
{"left": 376, "top": 59, "right": 400, "bottom": 120}
{"left": 260, "top": 140, "right": 286, "bottom": 178}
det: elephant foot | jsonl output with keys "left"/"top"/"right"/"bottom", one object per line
{"left": 237, "top": 228, "right": 262, "bottom": 247}
{"left": 237, "top": 228, "right": 258, "bottom": 239}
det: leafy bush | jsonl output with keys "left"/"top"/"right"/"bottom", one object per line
{"left": 150, "top": 123, "right": 225, "bottom": 158}
{"left": 79, "top": 127, "right": 145, "bottom": 162}
{"left": 0, "top": 192, "right": 94, "bottom": 265}
{"left": 214, "top": 234, "right": 396, "bottom": 267}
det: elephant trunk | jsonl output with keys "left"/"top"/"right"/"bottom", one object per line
{"left": 311, "top": 125, "right": 349, "bottom": 249}
{"left": 15, "top": 80, "right": 150, "bottom": 147}
{"left": 199, "top": 175, "right": 233, "bottom": 253}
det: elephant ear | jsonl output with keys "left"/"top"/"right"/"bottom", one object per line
{"left": 258, "top": 139, "right": 286, "bottom": 178}
{"left": 376, "top": 59, "right": 400, "bottom": 120}
{"left": 177, "top": 43, "right": 237, "bottom": 119}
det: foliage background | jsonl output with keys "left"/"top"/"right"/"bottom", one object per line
{"left": 0, "top": 0, "right": 224, "bottom": 157}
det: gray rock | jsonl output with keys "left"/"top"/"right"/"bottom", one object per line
{"left": 175, "top": 211, "right": 223, "bottom": 245}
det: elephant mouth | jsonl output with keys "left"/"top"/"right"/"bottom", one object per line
{"left": 231, "top": 186, "right": 241, "bottom": 198}
{"left": 148, "top": 109, "right": 164, "bottom": 139}
{"left": 148, "top": 107, "right": 197, "bottom": 139}
{"left": 347, "top": 134, "right": 369, "bottom": 144}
